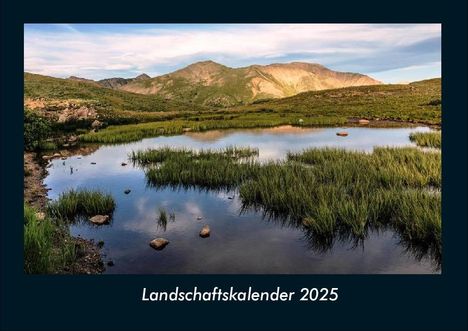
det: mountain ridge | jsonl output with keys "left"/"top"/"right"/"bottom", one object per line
{"left": 66, "top": 61, "right": 381, "bottom": 107}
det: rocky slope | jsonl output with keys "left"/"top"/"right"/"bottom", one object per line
{"left": 119, "top": 61, "right": 381, "bottom": 107}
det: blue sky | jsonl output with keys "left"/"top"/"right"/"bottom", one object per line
{"left": 24, "top": 24, "right": 441, "bottom": 83}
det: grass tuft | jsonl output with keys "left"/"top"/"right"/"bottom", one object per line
{"left": 410, "top": 131, "right": 441, "bottom": 148}
{"left": 47, "top": 189, "right": 115, "bottom": 222}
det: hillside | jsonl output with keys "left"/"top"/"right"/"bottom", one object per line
{"left": 24, "top": 73, "right": 209, "bottom": 124}
{"left": 119, "top": 61, "right": 381, "bottom": 107}
{"left": 232, "top": 78, "right": 441, "bottom": 124}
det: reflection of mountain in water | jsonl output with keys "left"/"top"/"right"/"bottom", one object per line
{"left": 184, "top": 125, "right": 324, "bottom": 142}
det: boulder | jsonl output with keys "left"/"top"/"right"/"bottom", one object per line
{"left": 336, "top": 131, "right": 349, "bottom": 137}
{"left": 149, "top": 238, "right": 169, "bottom": 250}
{"left": 89, "top": 215, "right": 110, "bottom": 225}
{"left": 90, "top": 162, "right": 96, "bottom": 165}
{"left": 182, "top": 128, "right": 192, "bottom": 132}
{"left": 35, "top": 212, "right": 46, "bottom": 221}
{"left": 68, "top": 135, "right": 78, "bottom": 143}
{"left": 197, "top": 216, "right": 203, "bottom": 220}
{"left": 42, "top": 155, "right": 51, "bottom": 160}
{"left": 91, "top": 120, "right": 102, "bottom": 129}
{"left": 199, "top": 225, "right": 210, "bottom": 238}
{"left": 124, "top": 189, "right": 131, "bottom": 194}
{"left": 121, "top": 162, "right": 127, "bottom": 166}
{"left": 358, "top": 119, "right": 370, "bottom": 125}
{"left": 52, "top": 153, "right": 61, "bottom": 158}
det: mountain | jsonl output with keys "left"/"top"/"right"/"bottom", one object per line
{"left": 118, "top": 61, "right": 381, "bottom": 107}
{"left": 24, "top": 72, "right": 440, "bottom": 129}
{"left": 67, "top": 73, "right": 151, "bottom": 90}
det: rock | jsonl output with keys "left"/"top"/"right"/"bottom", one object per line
{"left": 358, "top": 119, "right": 370, "bottom": 125}
{"left": 90, "top": 162, "right": 96, "bottom": 165}
{"left": 35, "top": 212, "right": 46, "bottom": 221}
{"left": 89, "top": 215, "right": 110, "bottom": 225}
{"left": 91, "top": 120, "right": 102, "bottom": 129}
{"left": 61, "top": 157, "right": 67, "bottom": 160}
{"left": 97, "top": 240, "right": 104, "bottom": 248}
{"left": 62, "top": 144, "right": 70, "bottom": 147}
{"left": 121, "top": 162, "right": 127, "bottom": 166}
{"left": 124, "top": 189, "right": 131, "bottom": 194}
{"left": 182, "top": 127, "right": 192, "bottom": 132}
{"left": 42, "top": 155, "right": 51, "bottom": 160}
{"left": 199, "top": 225, "right": 210, "bottom": 238}
{"left": 336, "top": 131, "right": 348, "bottom": 137}
{"left": 149, "top": 238, "right": 169, "bottom": 250}
{"left": 197, "top": 216, "right": 203, "bottom": 220}
{"left": 228, "top": 196, "right": 233, "bottom": 200}
{"left": 68, "top": 135, "right": 78, "bottom": 143}
{"left": 298, "top": 118, "right": 304, "bottom": 124}
{"left": 107, "top": 260, "right": 114, "bottom": 267}
{"left": 53, "top": 153, "right": 61, "bottom": 158}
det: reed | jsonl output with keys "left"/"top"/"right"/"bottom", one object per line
{"left": 410, "top": 131, "right": 441, "bottom": 148}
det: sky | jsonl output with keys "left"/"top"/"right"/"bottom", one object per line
{"left": 24, "top": 24, "right": 441, "bottom": 83}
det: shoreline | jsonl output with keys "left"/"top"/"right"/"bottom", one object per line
{"left": 24, "top": 151, "right": 105, "bottom": 274}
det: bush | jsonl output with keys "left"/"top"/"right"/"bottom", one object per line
{"left": 24, "top": 109, "right": 53, "bottom": 150}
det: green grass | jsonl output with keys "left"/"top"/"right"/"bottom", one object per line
{"left": 233, "top": 78, "right": 441, "bottom": 125}
{"left": 410, "top": 131, "right": 441, "bottom": 148}
{"left": 37, "top": 141, "right": 58, "bottom": 150}
{"left": 24, "top": 204, "right": 77, "bottom": 274}
{"left": 80, "top": 115, "right": 347, "bottom": 144}
{"left": 137, "top": 147, "right": 260, "bottom": 190}
{"left": 47, "top": 189, "right": 115, "bottom": 221}
{"left": 24, "top": 204, "right": 54, "bottom": 273}
{"left": 131, "top": 146, "right": 259, "bottom": 165}
{"left": 133, "top": 146, "right": 441, "bottom": 261}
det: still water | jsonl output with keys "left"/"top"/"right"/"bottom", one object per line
{"left": 44, "top": 126, "right": 439, "bottom": 274}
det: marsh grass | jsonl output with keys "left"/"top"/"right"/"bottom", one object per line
{"left": 24, "top": 204, "right": 77, "bottom": 274}
{"left": 410, "top": 131, "right": 441, "bottom": 148}
{"left": 131, "top": 146, "right": 259, "bottom": 165}
{"left": 134, "top": 146, "right": 441, "bottom": 260}
{"left": 81, "top": 115, "right": 347, "bottom": 144}
{"left": 47, "top": 189, "right": 115, "bottom": 222}
{"left": 156, "top": 208, "right": 175, "bottom": 231}
{"left": 37, "top": 141, "right": 58, "bottom": 150}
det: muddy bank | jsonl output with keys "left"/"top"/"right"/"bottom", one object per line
{"left": 24, "top": 151, "right": 104, "bottom": 274}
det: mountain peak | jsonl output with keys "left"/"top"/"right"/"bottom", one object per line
{"left": 134, "top": 73, "right": 150, "bottom": 80}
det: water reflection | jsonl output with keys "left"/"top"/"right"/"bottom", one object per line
{"left": 43, "top": 126, "right": 439, "bottom": 274}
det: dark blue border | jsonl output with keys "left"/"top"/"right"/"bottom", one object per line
{"left": 1, "top": 0, "right": 467, "bottom": 330}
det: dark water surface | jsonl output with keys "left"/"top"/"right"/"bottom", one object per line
{"left": 44, "top": 126, "right": 439, "bottom": 274}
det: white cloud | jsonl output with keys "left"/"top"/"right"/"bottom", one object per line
{"left": 24, "top": 24, "right": 441, "bottom": 81}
